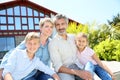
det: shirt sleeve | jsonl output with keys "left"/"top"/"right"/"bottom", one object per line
{"left": 36, "top": 58, "right": 55, "bottom": 76}
{"left": 2, "top": 49, "right": 17, "bottom": 77}
{"left": 48, "top": 40, "right": 63, "bottom": 72}
{"left": 0, "top": 41, "right": 26, "bottom": 69}
{"left": 87, "top": 47, "right": 95, "bottom": 56}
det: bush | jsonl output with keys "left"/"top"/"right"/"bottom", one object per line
{"left": 94, "top": 39, "right": 120, "bottom": 61}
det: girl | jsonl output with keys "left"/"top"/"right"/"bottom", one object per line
{"left": 75, "top": 32, "right": 115, "bottom": 80}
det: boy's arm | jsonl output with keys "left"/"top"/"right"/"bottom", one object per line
{"left": 4, "top": 73, "right": 13, "bottom": 80}
{"left": 36, "top": 59, "right": 60, "bottom": 80}
{"left": 3, "top": 50, "right": 17, "bottom": 79}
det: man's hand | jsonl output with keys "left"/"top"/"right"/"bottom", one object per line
{"left": 75, "top": 70, "right": 93, "bottom": 80}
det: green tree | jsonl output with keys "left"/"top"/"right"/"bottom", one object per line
{"left": 108, "top": 13, "right": 120, "bottom": 40}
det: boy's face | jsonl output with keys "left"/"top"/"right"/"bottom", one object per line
{"left": 26, "top": 39, "right": 40, "bottom": 54}
{"left": 76, "top": 37, "right": 87, "bottom": 50}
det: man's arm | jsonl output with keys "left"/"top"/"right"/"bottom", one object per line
{"left": 59, "top": 66, "right": 92, "bottom": 80}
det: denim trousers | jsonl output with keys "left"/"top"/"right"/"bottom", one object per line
{"left": 24, "top": 71, "right": 54, "bottom": 80}
{"left": 94, "top": 65, "right": 112, "bottom": 80}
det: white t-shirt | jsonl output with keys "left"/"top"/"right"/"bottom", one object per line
{"left": 77, "top": 47, "right": 97, "bottom": 65}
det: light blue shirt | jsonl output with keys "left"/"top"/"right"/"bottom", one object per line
{"left": 16, "top": 39, "right": 51, "bottom": 66}
{"left": 0, "top": 38, "right": 51, "bottom": 79}
{"left": 2, "top": 49, "right": 55, "bottom": 80}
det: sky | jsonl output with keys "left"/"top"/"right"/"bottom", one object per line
{"left": 1, "top": 0, "right": 120, "bottom": 24}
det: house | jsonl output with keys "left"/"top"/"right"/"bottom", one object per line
{"left": 0, "top": 0, "right": 79, "bottom": 57}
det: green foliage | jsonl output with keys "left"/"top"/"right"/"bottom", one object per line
{"left": 66, "top": 13, "right": 120, "bottom": 61}
{"left": 94, "top": 39, "right": 120, "bottom": 61}
{"left": 108, "top": 13, "right": 120, "bottom": 40}
{"left": 66, "top": 22, "right": 89, "bottom": 34}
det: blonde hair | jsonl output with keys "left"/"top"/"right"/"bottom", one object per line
{"left": 39, "top": 17, "right": 54, "bottom": 28}
{"left": 76, "top": 32, "right": 88, "bottom": 42}
{"left": 25, "top": 32, "right": 40, "bottom": 43}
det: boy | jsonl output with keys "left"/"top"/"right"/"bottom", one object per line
{"left": 2, "top": 32, "right": 59, "bottom": 80}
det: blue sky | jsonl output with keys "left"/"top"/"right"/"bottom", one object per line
{"left": 1, "top": 0, "right": 120, "bottom": 24}
{"left": 32, "top": 0, "right": 120, "bottom": 24}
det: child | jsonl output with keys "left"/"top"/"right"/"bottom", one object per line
{"left": 2, "top": 32, "right": 60, "bottom": 80}
{"left": 75, "top": 32, "right": 115, "bottom": 80}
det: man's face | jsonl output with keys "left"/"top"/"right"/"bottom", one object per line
{"left": 55, "top": 18, "right": 68, "bottom": 35}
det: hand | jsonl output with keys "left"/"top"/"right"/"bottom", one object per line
{"left": 75, "top": 70, "right": 93, "bottom": 80}
{"left": 52, "top": 73, "right": 60, "bottom": 80}
{"left": 0, "top": 69, "right": 3, "bottom": 80}
{"left": 111, "top": 74, "right": 116, "bottom": 80}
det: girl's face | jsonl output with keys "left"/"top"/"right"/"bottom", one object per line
{"left": 40, "top": 21, "right": 54, "bottom": 37}
{"left": 26, "top": 39, "right": 40, "bottom": 54}
{"left": 76, "top": 36, "right": 88, "bottom": 50}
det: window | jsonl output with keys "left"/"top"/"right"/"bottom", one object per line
{"left": 27, "top": 7, "right": 32, "bottom": 16}
{"left": 0, "top": 5, "right": 48, "bottom": 31}
{"left": 8, "top": 17, "right": 14, "bottom": 24}
{"left": 0, "top": 37, "right": 15, "bottom": 51}
{"left": 7, "top": 8, "right": 13, "bottom": 15}
{"left": 0, "top": 10, "right": 6, "bottom": 15}
{"left": 15, "top": 17, "right": 21, "bottom": 30}
{"left": 34, "top": 10, "right": 38, "bottom": 16}
{"left": 21, "top": 6, "right": 26, "bottom": 16}
{"left": 22, "top": 17, "right": 27, "bottom": 24}
{"left": 14, "top": 6, "right": 20, "bottom": 15}
{"left": 28, "top": 18, "right": 34, "bottom": 30}
{"left": 0, "top": 16, "right": 6, "bottom": 24}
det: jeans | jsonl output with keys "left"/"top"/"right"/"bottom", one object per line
{"left": 84, "top": 62, "right": 94, "bottom": 76}
{"left": 24, "top": 71, "right": 54, "bottom": 80}
{"left": 94, "top": 65, "right": 112, "bottom": 80}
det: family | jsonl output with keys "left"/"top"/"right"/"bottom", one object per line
{"left": 0, "top": 14, "right": 115, "bottom": 80}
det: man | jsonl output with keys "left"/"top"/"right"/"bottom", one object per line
{"left": 48, "top": 14, "right": 92, "bottom": 80}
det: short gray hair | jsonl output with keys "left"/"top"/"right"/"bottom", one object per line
{"left": 53, "top": 14, "right": 69, "bottom": 25}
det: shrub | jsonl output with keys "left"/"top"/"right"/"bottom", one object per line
{"left": 94, "top": 39, "right": 120, "bottom": 61}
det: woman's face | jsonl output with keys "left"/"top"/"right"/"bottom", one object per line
{"left": 40, "top": 21, "right": 54, "bottom": 37}
{"left": 76, "top": 37, "right": 87, "bottom": 50}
